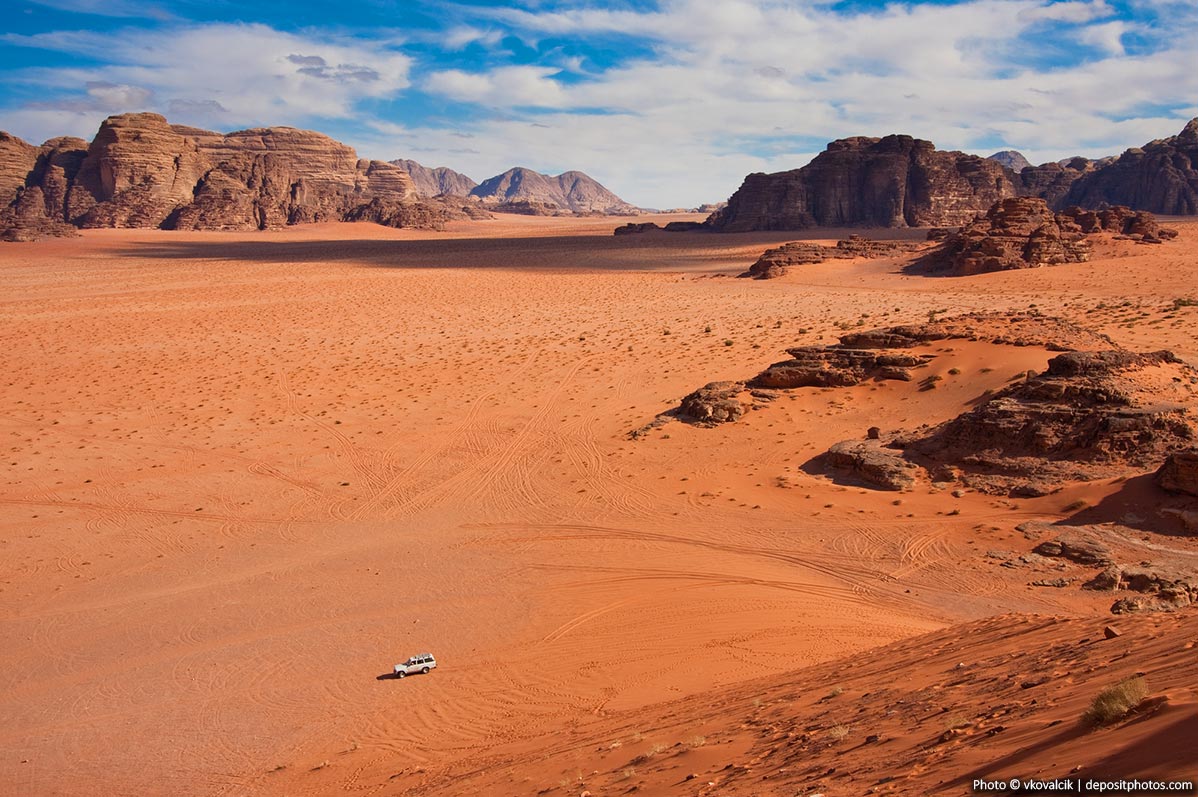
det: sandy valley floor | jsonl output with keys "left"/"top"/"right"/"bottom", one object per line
{"left": 2, "top": 214, "right": 1197, "bottom": 795}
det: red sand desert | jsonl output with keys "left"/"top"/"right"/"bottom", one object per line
{"left": 2, "top": 214, "right": 1197, "bottom": 796}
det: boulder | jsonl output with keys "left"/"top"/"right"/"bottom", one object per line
{"left": 678, "top": 381, "right": 753, "bottom": 424}
{"left": 824, "top": 439, "right": 921, "bottom": 491}
{"left": 1155, "top": 449, "right": 1198, "bottom": 496}
{"left": 1032, "top": 535, "right": 1115, "bottom": 567}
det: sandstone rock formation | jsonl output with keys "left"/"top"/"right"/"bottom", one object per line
{"left": 824, "top": 439, "right": 921, "bottom": 491}
{"left": 614, "top": 222, "right": 663, "bottom": 235}
{"left": 920, "top": 197, "right": 1177, "bottom": 276}
{"left": 0, "top": 134, "right": 87, "bottom": 240}
{"left": 741, "top": 235, "right": 923, "bottom": 279}
{"left": 705, "top": 119, "right": 1198, "bottom": 233}
{"left": 678, "top": 381, "right": 753, "bottom": 424}
{"left": 1032, "top": 534, "right": 1115, "bottom": 567}
{"left": 750, "top": 347, "right": 931, "bottom": 389}
{"left": 706, "top": 134, "right": 1020, "bottom": 232}
{"left": 836, "top": 311, "right": 1117, "bottom": 352}
{"left": 1063, "top": 118, "right": 1198, "bottom": 215}
{"left": 987, "top": 150, "right": 1031, "bottom": 172}
{"left": 1017, "top": 158, "right": 1102, "bottom": 209}
{"left": 391, "top": 159, "right": 477, "bottom": 198}
{"left": 669, "top": 313, "right": 1196, "bottom": 498}
{"left": 906, "top": 349, "right": 1198, "bottom": 495}
{"left": 470, "top": 167, "right": 637, "bottom": 215}
{"left": 1156, "top": 449, "right": 1198, "bottom": 496}
{"left": 0, "top": 113, "right": 467, "bottom": 239}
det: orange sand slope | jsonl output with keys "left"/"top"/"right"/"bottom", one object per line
{"left": 1, "top": 214, "right": 1196, "bottom": 796}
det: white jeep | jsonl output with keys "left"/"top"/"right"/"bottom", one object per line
{"left": 393, "top": 653, "right": 437, "bottom": 678}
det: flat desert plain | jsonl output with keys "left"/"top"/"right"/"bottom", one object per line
{"left": 2, "top": 214, "right": 1197, "bottom": 796}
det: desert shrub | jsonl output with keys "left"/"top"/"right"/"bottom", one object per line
{"left": 1083, "top": 676, "right": 1148, "bottom": 726}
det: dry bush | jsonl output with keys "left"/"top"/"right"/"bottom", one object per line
{"left": 1083, "top": 676, "right": 1148, "bottom": 726}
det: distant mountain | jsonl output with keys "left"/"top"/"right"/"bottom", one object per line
{"left": 987, "top": 150, "right": 1031, "bottom": 172}
{"left": 391, "top": 159, "right": 477, "bottom": 198}
{"left": 470, "top": 167, "right": 637, "bottom": 215}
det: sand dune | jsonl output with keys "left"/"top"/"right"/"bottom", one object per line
{"left": 1, "top": 214, "right": 1195, "bottom": 795}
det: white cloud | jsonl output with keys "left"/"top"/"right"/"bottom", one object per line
{"left": 424, "top": 65, "right": 567, "bottom": 106}
{"left": 1019, "top": 0, "right": 1114, "bottom": 23}
{"left": 365, "top": 0, "right": 1198, "bottom": 207}
{"left": 4, "top": 23, "right": 411, "bottom": 141}
{"left": 4, "top": 2, "right": 1198, "bottom": 208}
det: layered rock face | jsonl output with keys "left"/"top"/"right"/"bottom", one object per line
{"left": 750, "top": 347, "right": 931, "bottom": 389}
{"left": 1016, "top": 158, "right": 1102, "bottom": 209}
{"left": 706, "top": 118, "right": 1198, "bottom": 232}
{"left": 706, "top": 135, "right": 1020, "bottom": 232}
{"left": 906, "top": 350, "right": 1198, "bottom": 494}
{"left": 1156, "top": 450, "right": 1198, "bottom": 496}
{"left": 470, "top": 167, "right": 637, "bottom": 215}
{"left": 0, "top": 112, "right": 458, "bottom": 239}
{"left": 392, "top": 159, "right": 478, "bottom": 198}
{"left": 921, "top": 197, "right": 1177, "bottom": 276}
{"left": 1063, "top": 119, "right": 1198, "bottom": 215}
{"left": 0, "top": 134, "right": 88, "bottom": 240}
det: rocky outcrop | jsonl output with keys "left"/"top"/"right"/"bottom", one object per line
{"left": 706, "top": 119, "right": 1198, "bottom": 234}
{"left": 741, "top": 241, "right": 830, "bottom": 278}
{"left": 987, "top": 150, "right": 1031, "bottom": 172}
{"left": 671, "top": 313, "right": 1111, "bottom": 429}
{"left": 920, "top": 197, "right": 1177, "bottom": 276}
{"left": 837, "top": 312, "right": 1117, "bottom": 352}
{"left": 824, "top": 439, "right": 921, "bottom": 491}
{"left": 750, "top": 347, "right": 932, "bottom": 389}
{"left": 491, "top": 199, "right": 568, "bottom": 216}
{"left": 741, "top": 235, "right": 923, "bottom": 279}
{"left": 0, "top": 113, "right": 461, "bottom": 239}
{"left": 1017, "top": 158, "right": 1101, "bottom": 209}
{"left": 678, "top": 381, "right": 753, "bottom": 424}
{"left": 1032, "top": 534, "right": 1115, "bottom": 567}
{"left": 1063, "top": 119, "right": 1198, "bottom": 215}
{"left": 707, "top": 134, "right": 1020, "bottom": 232}
{"left": 392, "top": 159, "right": 477, "bottom": 198}
{"left": 1156, "top": 449, "right": 1198, "bottom": 496}
{"left": 470, "top": 167, "right": 637, "bottom": 215}
{"left": 906, "top": 350, "right": 1198, "bottom": 495}
{"left": 614, "top": 222, "right": 663, "bottom": 235}
{"left": 0, "top": 132, "right": 40, "bottom": 207}
{"left": 0, "top": 134, "right": 87, "bottom": 241}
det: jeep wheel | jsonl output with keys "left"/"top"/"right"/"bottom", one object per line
{"left": 395, "top": 671, "right": 406, "bottom": 678}
{"left": 421, "top": 667, "right": 430, "bottom": 674}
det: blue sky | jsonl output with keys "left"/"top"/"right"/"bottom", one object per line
{"left": 2, "top": 0, "right": 1196, "bottom": 208}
